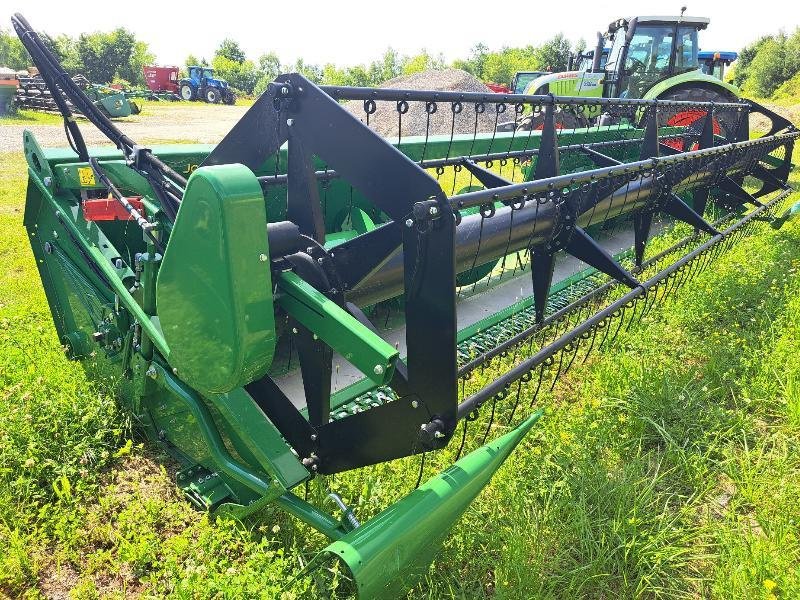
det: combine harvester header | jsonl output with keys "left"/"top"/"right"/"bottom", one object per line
{"left": 11, "top": 12, "right": 799, "bottom": 597}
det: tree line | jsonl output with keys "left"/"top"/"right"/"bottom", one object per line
{"left": 0, "top": 26, "right": 580, "bottom": 94}
{"left": 6, "top": 24, "right": 800, "bottom": 101}
{"left": 0, "top": 28, "right": 154, "bottom": 87}
{"left": 731, "top": 28, "right": 800, "bottom": 97}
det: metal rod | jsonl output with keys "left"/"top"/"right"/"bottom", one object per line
{"left": 320, "top": 85, "right": 747, "bottom": 110}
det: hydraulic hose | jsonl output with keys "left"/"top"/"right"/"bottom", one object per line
{"left": 12, "top": 13, "right": 187, "bottom": 217}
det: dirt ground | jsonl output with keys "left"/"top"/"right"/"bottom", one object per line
{"left": 0, "top": 101, "right": 248, "bottom": 153}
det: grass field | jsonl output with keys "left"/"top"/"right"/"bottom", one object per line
{"left": 1, "top": 145, "right": 799, "bottom": 599}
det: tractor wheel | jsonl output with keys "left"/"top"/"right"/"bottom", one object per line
{"left": 223, "top": 92, "right": 236, "bottom": 105}
{"left": 205, "top": 87, "right": 221, "bottom": 103}
{"left": 179, "top": 83, "right": 196, "bottom": 101}
{"left": 516, "top": 109, "right": 588, "bottom": 132}
{"left": 657, "top": 86, "right": 738, "bottom": 151}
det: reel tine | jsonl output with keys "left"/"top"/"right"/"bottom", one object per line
{"left": 413, "top": 452, "right": 426, "bottom": 490}
{"left": 549, "top": 345, "right": 567, "bottom": 392}
{"left": 480, "top": 395, "right": 499, "bottom": 446}
{"left": 453, "top": 418, "right": 469, "bottom": 462}
{"left": 581, "top": 318, "right": 602, "bottom": 364}
{"left": 528, "top": 362, "right": 547, "bottom": 408}
{"left": 506, "top": 379, "right": 525, "bottom": 425}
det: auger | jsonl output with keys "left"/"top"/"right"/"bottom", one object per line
{"left": 11, "top": 13, "right": 799, "bottom": 598}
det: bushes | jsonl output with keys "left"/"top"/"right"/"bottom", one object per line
{"left": 737, "top": 28, "right": 800, "bottom": 98}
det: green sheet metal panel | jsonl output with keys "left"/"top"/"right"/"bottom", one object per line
{"left": 157, "top": 163, "right": 276, "bottom": 394}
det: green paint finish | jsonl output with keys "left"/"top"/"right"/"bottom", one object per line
{"left": 157, "top": 164, "right": 275, "bottom": 394}
{"left": 321, "top": 410, "right": 544, "bottom": 599}
{"left": 276, "top": 271, "right": 398, "bottom": 386}
{"left": 208, "top": 386, "right": 309, "bottom": 490}
{"left": 521, "top": 71, "right": 606, "bottom": 99}
{"left": 153, "top": 363, "right": 271, "bottom": 496}
{"left": 642, "top": 70, "right": 740, "bottom": 100}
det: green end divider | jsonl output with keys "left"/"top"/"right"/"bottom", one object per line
{"left": 314, "top": 409, "right": 544, "bottom": 599}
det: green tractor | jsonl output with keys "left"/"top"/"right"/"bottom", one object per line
{"left": 505, "top": 14, "right": 741, "bottom": 134}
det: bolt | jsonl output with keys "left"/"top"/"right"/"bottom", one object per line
{"left": 405, "top": 218, "right": 414, "bottom": 227}
{"left": 317, "top": 257, "right": 324, "bottom": 264}
{"left": 286, "top": 118, "right": 294, "bottom": 126}
{"left": 44, "top": 241, "right": 53, "bottom": 254}
{"left": 259, "top": 253, "right": 268, "bottom": 262}
{"left": 145, "top": 365, "right": 157, "bottom": 379}
{"left": 43, "top": 176, "right": 52, "bottom": 187}
{"left": 373, "top": 364, "right": 384, "bottom": 375}
{"left": 172, "top": 367, "right": 179, "bottom": 375}
{"left": 411, "top": 400, "right": 419, "bottom": 408}
{"left": 429, "top": 206, "right": 438, "bottom": 215}
{"left": 52, "top": 230, "right": 58, "bottom": 239}
{"left": 434, "top": 430, "right": 446, "bottom": 439}
{"left": 310, "top": 433, "right": 317, "bottom": 441}
{"left": 115, "top": 258, "right": 124, "bottom": 269}
{"left": 292, "top": 327, "right": 298, "bottom": 334}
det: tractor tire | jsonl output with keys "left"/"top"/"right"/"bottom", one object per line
{"left": 223, "top": 92, "right": 236, "bottom": 105}
{"left": 657, "top": 86, "right": 739, "bottom": 150}
{"left": 205, "top": 87, "right": 221, "bottom": 103}
{"left": 515, "top": 109, "right": 588, "bottom": 132}
{"left": 179, "top": 83, "right": 196, "bottom": 101}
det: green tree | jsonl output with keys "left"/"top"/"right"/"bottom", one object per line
{"left": 292, "top": 58, "right": 322, "bottom": 83}
{"left": 76, "top": 28, "right": 153, "bottom": 85}
{"left": 402, "top": 50, "right": 445, "bottom": 75}
{"left": 744, "top": 36, "right": 788, "bottom": 97}
{"left": 368, "top": 48, "right": 403, "bottom": 84}
{"left": 0, "top": 27, "right": 29, "bottom": 70}
{"left": 482, "top": 47, "right": 539, "bottom": 84}
{"left": 212, "top": 55, "right": 259, "bottom": 94}
{"left": 258, "top": 52, "right": 281, "bottom": 80}
{"left": 534, "top": 34, "right": 571, "bottom": 72}
{"left": 733, "top": 35, "right": 770, "bottom": 87}
{"left": 252, "top": 52, "right": 283, "bottom": 97}
{"left": 453, "top": 43, "right": 489, "bottom": 78}
{"left": 216, "top": 38, "right": 246, "bottom": 64}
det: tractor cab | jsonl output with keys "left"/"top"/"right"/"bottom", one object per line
{"left": 571, "top": 47, "right": 610, "bottom": 72}
{"left": 181, "top": 66, "right": 236, "bottom": 104}
{"left": 698, "top": 51, "right": 737, "bottom": 80}
{"left": 602, "top": 15, "right": 707, "bottom": 98}
{"left": 510, "top": 71, "right": 549, "bottom": 94}
{"left": 187, "top": 66, "right": 227, "bottom": 88}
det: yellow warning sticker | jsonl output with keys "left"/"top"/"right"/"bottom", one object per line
{"left": 77, "top": 167, "right": 96, "bottom": 187}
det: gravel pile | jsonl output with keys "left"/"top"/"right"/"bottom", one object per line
{"left": 345, "top": 68, "right": 505, "bottom": 139}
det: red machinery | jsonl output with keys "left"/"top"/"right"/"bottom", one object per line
{"left": 485, "top": 82, "right": 511, "bottom": 93}
{"left": 143, "top": 65, "right": 179, "bottom": 93}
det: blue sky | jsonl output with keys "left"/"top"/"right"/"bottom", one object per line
{"left": 8, "top": 1, "right": 800, "bottom": 67}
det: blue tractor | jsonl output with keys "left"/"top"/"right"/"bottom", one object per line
{"left": 178, "top": 66, "right": 236, "bottom": 104}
